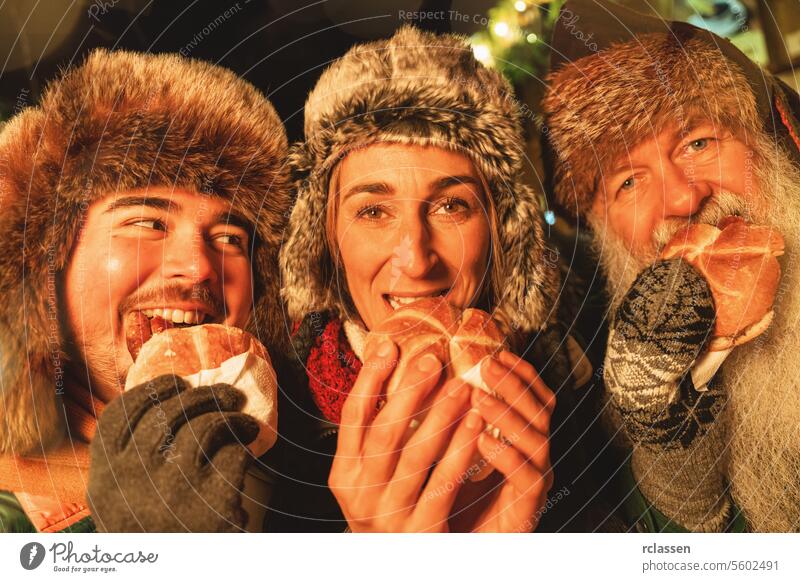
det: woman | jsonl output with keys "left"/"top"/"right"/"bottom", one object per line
{"left": 272, "top": 26, "right": 587, "bottom": 532}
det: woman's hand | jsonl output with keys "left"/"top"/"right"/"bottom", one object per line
{"left": 449, "top": 350, "right": 556, "bottom": 532}
{"left": 329, "top": 338, "right": 484, "bottom": 532}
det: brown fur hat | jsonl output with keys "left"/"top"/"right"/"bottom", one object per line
{"left": 280, "top": 26, "right": 559, "bottom": 336}
{"left": 0, "top": 50, "right": 291, "bottom": 455}
{"left": 542, "top": 32, "right": 761, "bottom": 218}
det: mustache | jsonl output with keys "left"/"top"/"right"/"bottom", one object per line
{"left": 652, "top": 191, "right": 755, "bottom": 251}
{"left": 118, "top": 283, "right": 225, "bottom": 319}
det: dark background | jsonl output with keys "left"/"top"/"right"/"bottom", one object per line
{"left": 2, "top": 1, "right": 794, "bottom": 155}
{"left": 0, "top": 0, "right": 500, "bottom": 142}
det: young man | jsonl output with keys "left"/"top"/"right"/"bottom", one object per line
{"left": 543, "top": 0, "right": 800, "bottom": 532}
{"left": 0, "top": 50, "right": 291, "bottom": 532}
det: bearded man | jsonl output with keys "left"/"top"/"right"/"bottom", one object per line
{"left": 543, "top": 0, "right": 800, "bottom": 532}
{"left": 0, "top": 50, "right": 291, "bottom": 532}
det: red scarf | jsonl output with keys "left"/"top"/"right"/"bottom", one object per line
{"left": 294, "top": 317, "right": 363, "bottom": 424}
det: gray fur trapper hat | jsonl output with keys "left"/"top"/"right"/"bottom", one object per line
{"left": 280, "top": 25, "right": 559, "bottom": 336}
{"left": 0, "top": 49, "right": 291, "bottom": 454}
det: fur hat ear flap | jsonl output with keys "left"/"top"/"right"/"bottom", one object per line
{"left": 1, "top": 168, "right": 94, "bottom": 455}
{"left": 0, "top": 290, "right": 65, "bottom": 455}
{"left": 494, "top": 184, "right": 560, "bottom": 335}
{"left": 0, "top": 108, "right": 65, "bottom": 455}
{"left": 281, "top": 139, "right": 345, "bottom": 324}
{"left": 0, "top": 258, "right": 66, "bottom": 455}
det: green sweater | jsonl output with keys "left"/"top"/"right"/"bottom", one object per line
{"left": 618, "top": 462, "right": 748, "bottom": 533}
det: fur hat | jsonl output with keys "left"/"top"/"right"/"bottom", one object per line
{"left": 280, "top": 25, "right": 558, "bottom": 336}
{"left": 542, "top": 32, "right": 760, "bottom": 217}
{"left": 0, "top": 49, "right": 291, "bottom": 455}
{"left": 541, "top": 0, "right": 800, "bottom": 218}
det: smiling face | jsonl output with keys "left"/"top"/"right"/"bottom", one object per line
{"left": 63, "top": 188, "right": 253, "bottom": 402}
{"left": 592, "top": 120, "right": 758, "bottom": 258}
{"left": 332, "top": 143, "right": 493, "bottom": 331}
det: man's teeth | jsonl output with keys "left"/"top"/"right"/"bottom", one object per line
{"left": 386, "top": 293, "right": 446, "bottom": 310}
{"left": 141, "top": 308, "right": 205, "bottom": 324}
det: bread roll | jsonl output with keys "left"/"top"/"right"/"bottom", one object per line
{"left": 125, "top": 324, "right": 278, "bottom": 456}
{"left": 662, "top": 216, "right": 784, "bottom": 351}
{"left": 364, "top": 297, "right": 506, "bottom": 481}
{"left": 127, "top": 324, "right": 269, "bottom": 379}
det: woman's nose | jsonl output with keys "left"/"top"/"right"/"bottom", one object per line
{"left": 160, "top": 229, "right": 219, "bottom": 285}
{"left": 391, "top": 218, "right": 438, "bottom": 279}
{"left": 660, "top": 162, "right": 713, "bottom": 219}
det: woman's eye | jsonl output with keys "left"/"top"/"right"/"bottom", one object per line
{"left": 620, "top": 177, "right": 635, "bottom": 190}
{"left": 432, "top": 197, "right": 470, "bottom": 215}
{"left": 355, "top": 204, "right": 386, "bottom": 220}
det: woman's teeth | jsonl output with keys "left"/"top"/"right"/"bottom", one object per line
{"left": 141, "top": 308, "right": 205, "bottom": 325}
{"left": 386, "top": 292, "right": 447, "bottom": 310}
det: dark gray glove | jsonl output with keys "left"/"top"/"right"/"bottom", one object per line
{"left": 88, "top": 374, "right": 259, "bottom": 532}
{"left": 605, "top": 259, "right": 732, "bottom": 531}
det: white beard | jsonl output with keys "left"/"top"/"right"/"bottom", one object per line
{"left": 589, "top": 139, "right": 800, "bottom": 531}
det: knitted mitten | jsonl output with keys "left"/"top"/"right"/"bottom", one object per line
{"left": 605, "top": 259, "right": 731, "bottom": 531}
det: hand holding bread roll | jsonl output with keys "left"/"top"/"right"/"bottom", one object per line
{"left": 124, "top": 321, "right": 278, "bottom": 457}
{"left": 363, "top": 297, "right": 506, "bottom": 481}
{"left": 661, "top": 216, "right": 784, "bottom": 351}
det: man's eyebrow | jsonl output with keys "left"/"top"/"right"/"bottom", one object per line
{"left": 210, "top": 210, "right": 252, "bottom": 231}
{"left": 103, "top": 196, "right": 252, "bottom": 231}
{"left": 681, "top": 115, "right": 713, "bottom": 135}
{"left": 608, "top": 160, "right": 635, "bottom": 177}
{"left": 102, "top": 196, "right": 178, "bottom": 214}
{"left": 341, "top": 182, "right": 394, "bottom": 203}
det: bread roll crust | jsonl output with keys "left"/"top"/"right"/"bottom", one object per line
{"left": 364, "top": 298, "right": 506, "bottom": 481}
{"left": 662, "top": 217, "right": 784, "bottom": 350}
{"left": 365, "top": 297, "right": 505, "bottom": 393}
{"left": 126, "top": 324, "right": 271, "bottom": 386}
{"left": 451, "top": 308, "right": 505, "bottom": 380}
{"left": 124, "top": 324, "right": 278, "bottom": 457}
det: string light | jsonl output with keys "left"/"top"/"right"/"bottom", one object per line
{"left": 473, "top": 0, "right": 559, "bottom": 81}
{"left": 472, "top": 43, "right": 493, "bottom": 64}
{"left": 493, "top": 21, "right": 510, "bottom": 38}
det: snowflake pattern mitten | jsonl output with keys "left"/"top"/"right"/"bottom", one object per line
{"left": 605, "top": 260, "right": 731, "bottom": 531}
